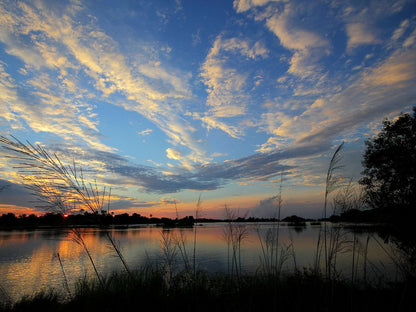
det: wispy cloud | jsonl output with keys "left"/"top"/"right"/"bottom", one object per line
{"left": 138, "top": 129, "right": 153, "bottom": 136}
{"left": 0, "top": 0, "right": 208, "bottom": 166}
{"left": 235, "top": 0, "right": 416, "bottom": 158}
{"left": 252, "top": 2, "right": 331, "bottom": 79}
{"left": 198, "top": 35, "right": 268, "bottom": 137}
{"left": 346, "top": 23, "right": 381, "bottom": 50}
{"left": 233, "top": 0, "right": 283, "bottom": 13}
{"left": 265, "top": 47, "right": 416, "bottom": 153}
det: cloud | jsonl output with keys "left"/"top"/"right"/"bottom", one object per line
{"left": 107, "top": 196, "right": 157, "bottom": 211}
{"left": 403, "top": 28, "right": 416, "bottom": 48}
{"left": 166, "top": 148, "right": 183, "bottom": 161}
{"left": 138, "top": 129, "right": 153, "bottom": 136}
{"left": 0, "top": 179, "right": 36, "bottom": 209}
{"left": 346, "top": 23, "right": 381, "bottom": 50}
{"left": 193, "top": 113, "right": 243, "bottom": 138}
{"left": 236, "top": 1, "right": 330, "bottom": 79}
{"left": 198, "top": 35, "right": 268, "bottom": 137}
{"left": 217, "top": 37, "right": 269, "bottom": 59}
{"left": 363, "top": 49, "right": 416, "bottom": 87}
{"left": 251, "top": 196, "right": 278, "bottom": 218}
{"left": 391, "top": 19, "right": 410, "bottom": 42}
{"left": 266, "top": 13, "right": 328, "bottom": 52}
{"left": 36, "top": 141, "right": 299, "bottom": 194}
{"left": 233, "top": 0, "right": 283, "bottom": 13}
{"left": 0, "top": 1, "right": 209, "bottom": 166}
{"left": 160, "top": 197, "right": 180, "bottom": 205}
{"left": 1, "top": 0, "right": 415, "bottom": 215}
{"left": 266, "top": 6, "right": 330, "bottom": 78}
{"left": 201, "top": 37, "right": 248, "bottom": 117}
{"left": 250, "top": 0, "right": 416, "bottom": 156}
{"left": 263, "top": 47, "right": 416, "bottom": 152}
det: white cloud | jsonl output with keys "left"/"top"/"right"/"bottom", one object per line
{"left": 362, "top": 48, "right": 416, "bottom": 87}
{"left": 403, "top": 28, "right": 416, "bottom": 48}
{"left": 138, "top": 129, "right": 153, "bottom": 136}
{"left": 166, "top": 148, "right": 183, "bottom": 161}
{"left": 199, "top": 35, "right": 268, "bottom": 137}
{"left": 196, "top": 114, "right": 243, "bottom": 138}
{"left": 0, "top": 0, "right": 210, "bottom": 165}
{"left": 391, "top": 19, "right": 410, "bottom": 41}
{"left": 233, "top": 0, "right": 284, "bottom": 13}
{"left": 219, "top": 37, "right": 269, "bottom": 59}
{"left": 266, "top": 13, "right": 328, "bottom": 52}
{"left": 346, "top": 23, "right": 381, "bottom": 50}
{"left": 239, "top": 2, "right": 331, "bottom": 79}
{"left": 262, "top": 47, "right": 416, "bottom": 151}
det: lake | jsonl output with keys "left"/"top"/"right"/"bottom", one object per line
{"left": 0, "top": 222, "right": 401, "bottom": 303}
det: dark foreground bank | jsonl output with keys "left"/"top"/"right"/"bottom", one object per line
{"left": 1, "top": 268, "right": 414, "bottom": 312}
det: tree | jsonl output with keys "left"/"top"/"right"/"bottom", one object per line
{"left": 359, "top": 107, "right": 416, "bottom": 221}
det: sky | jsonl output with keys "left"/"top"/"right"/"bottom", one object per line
{"left": 0, "top": 0, "right": 415, "bottom": 219}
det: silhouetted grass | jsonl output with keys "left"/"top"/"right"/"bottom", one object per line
{"left": 1, "top": 267, "right": 414, "bottom": 312}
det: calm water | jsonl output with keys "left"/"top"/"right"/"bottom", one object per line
{"left": 0, "top": 222, "right": 400, "bottom": 302}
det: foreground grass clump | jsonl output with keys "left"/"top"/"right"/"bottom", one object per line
{"left": 1, "top": 268, "right": 414, "bottom": 312}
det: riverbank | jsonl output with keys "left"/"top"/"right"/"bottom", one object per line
{"left": 1, "top": 268, "right": 414, "bottom": 312}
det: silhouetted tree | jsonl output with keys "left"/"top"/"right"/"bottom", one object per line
{"left": 360, "top": 107, "right": 416, "bottom": 222}
{"left": 360, "top": 108, "right": 416, "bottom": 281}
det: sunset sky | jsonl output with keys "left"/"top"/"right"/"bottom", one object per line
{"left": 0, "top": 0, "right": 415, "bottom": 219}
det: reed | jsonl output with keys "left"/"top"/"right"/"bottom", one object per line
{"left": 2, "top": 265, "right": 413, "bottom": 312}
{"left": 193, "top": 195, "right": 202, "bottom": 278}
{"left": 0, "top": 136, "right": 132, "bottom": 279}
{"left": 56, "top": 252, "right": 72, "bottom": 298}
{"left": 70, "top": 228, "right": 104, "bottom": 288}
{"left": 173, "top": 201, "right": 191, "bottom": 273}
{"left": 314, "top": 142, "right": 344, "bottom": 279}
{"left": 160, "top": 229, "right": 178, "bottom": 288}
{"left": 223, "top": 205, "right": 249, "bottom": 280}
{"left": 256, "top": 175, "right": 288, "bottom": 278}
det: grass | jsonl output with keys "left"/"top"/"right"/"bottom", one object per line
{"left": 1, "top": 267, "right": 414, "bottom": 312}
{"left": 0, "top": 136, "right": 132, "bottom": 279}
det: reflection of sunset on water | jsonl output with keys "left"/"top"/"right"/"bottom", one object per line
{"left": 0, "top": 224, "right": 399, "bottom": 302}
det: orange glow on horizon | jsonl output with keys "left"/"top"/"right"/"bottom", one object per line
{"left": 0, "top": 204, "right": 45, "bottom": 216}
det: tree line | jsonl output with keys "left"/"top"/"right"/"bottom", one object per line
{"left": 0, "top": 212, "right": 196, "bottom": 228}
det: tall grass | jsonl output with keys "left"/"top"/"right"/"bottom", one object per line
{"left": 56, "top": 253, "right": 72, "bottom": 298}
{"left": 193, "top": 194, "right": 202, "bottom": 278}
{"left": 158, "top": 197, "right": 203, "bottom": 288}
{"left": 173, "top": 201, "right": 191, "bottom": 273}
{"left": 313, "top": 142, "right": 348, "bottom": 280}
{"left": 223, "top": 205, "right": 249, "bottom": 280}
{"left": 255, "top": 175, "right": 292, "bottom": 279}
{"left": 0, "top": 136, "right": 132, "bottom": 280}
{"left": 2, "top": 263, "right": 413, "bottom": 312}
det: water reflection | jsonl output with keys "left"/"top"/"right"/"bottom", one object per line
{"left": 0, "top": 223, "right": 400, "bottom": 302}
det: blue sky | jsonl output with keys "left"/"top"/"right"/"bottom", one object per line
{"left": 0, "top": 0, "right": 415, "bottom": 219}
